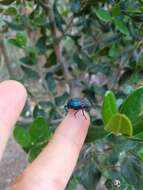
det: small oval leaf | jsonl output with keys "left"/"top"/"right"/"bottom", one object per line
{"left": 13, "top": 126, "right": 31, "bottom": 148}
{"left": 120, "top": 86, "right": 143, "bottom": 134}
{"left": 104, "top": 113, "right": 133, "bottom": 136}
{"left": 28, "top": 144, "right": 44, "bottom": 162}
{"left": 0, "top": 0, "right": 15, "bottom": 5}
{"left": 85, "top": 127, "right": 108, "bottom": 143}
{"left": 114, "top": 19, "right": 129, "bottom": 35}
{"left": 29, "top": 117, "right": 50, "bottom": 143}
{"left": 101, "top": 90, "right": 118, "bottom": 125}
{"left": 95, "top": 9, "right": 112, "bottom": 22}
{"left": 112, "top": 4, "right": 121, "bottom": 17}
{"left": 4, "top": 7, "right": 17, "bottom": 16}
{"left": 45, "top": 73, "right": 56, "bottom": 92}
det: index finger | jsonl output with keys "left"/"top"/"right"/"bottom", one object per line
{"left": 11, "top": 109, "right": 90, "bottom": 190}
{"left": 0, "top": 80, "right": 27, "bottom": 160}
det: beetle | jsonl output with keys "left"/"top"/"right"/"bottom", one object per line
{"left": 65, "top": 98, "right": 90, "bottom": 119}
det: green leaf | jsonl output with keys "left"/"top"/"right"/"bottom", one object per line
{"left": 85, "top": 127, "right": 108, "bottom": 143}
{"left": 120, "top": 86, "right": 143, "bottom": 134}
{"left": 55, "top": 92, "right": 68, "bottom": 106}
{"left": 95, "top": 9, "right": 112, "bottom": 22}
{"left": 14, "top": 32, "right": 27, "bottom": 46}
{"left": 132, "top": 116, "right": 143, "bottom": 134}
{"left": 111, "top": 4, "right": 121, "bottom": 17}
{"left": 20, "top": 56, "right": 35, "bottom": 65}
{"left": 71, "top": 0, "right": 80, "bottom": 13}
{"left": 104, "top": 113, "right": 133, "bottom": 136}
{"left": 53, "top": 0, "right": 65, "bottom": 32}
{"left": 67, "top": 177, "right": 79, "bottom": 190}
{"left": 137, "top": 148, "right": 143, "bottom": 161}
{"left": 0, "top": 7, "right": 3, "bottom": 13}
{"left": 114, "top": 19, "right": 129, "bottom": 35}
{"left": 88, "top": 63, "right": 111, "bottom": 75}
{"left": 0, "top": 0, "right": 15, "bottom": 5}
{"left": 28, "top": 144, "right": 44, "bottom": 162}
{"left": 73, "top": 54, "right": 85, "bottom": 70}
{"left": 31, "top": 12, "right": 47, "bottom": 27}
{"left": 121, "top": 155, "right": 143, "bottom": 190}
{"left": 27, "top": 47, "right": 37, "bottom": 58}
{"left": 5, "top": 20, "right": 25, "bottom": 30}
{"left": 105, "top": 178, "right": 133, "bottom": 190}
{"left": 29, "top": 117, "right": 50, "bottom": 143}
{"left": 47, "top": 51, "right": 57, "bottom": 66}
{"left": 45, "top": 74, "right": 56, "bottom": 92}
{"left": 76, "top": 163, "right": 101, "bottom": 190}
{"left": 127, "top": 186, "right": 134, "bottom": 190}
{"left": 4, "top": 7, "right": 17, "bottom": 15}
{"left": 49, "top": 107, "right": 61, "bottom": 120}
{"left": 21, "top": 65, "right": 39, "bottom": 80}
{"left": 21, "top": 47, "right": 38, "bottom": 65}
{"left": 8, "top": 32, "right": 27, "bottom": 48}
{"left": 135, "top": 131, "right": 143, "bottom": 139}
{"left": 36, "top": 36, "right": 47, "bottom": 54}
{"left": 33, "top": 105, "right": 46, "bottom": 119}
{"left": 38, "top": 101, "right": 53, "bottom": 109}
{"left": 101, "top": 90, "right": 118, "bottom": 125}
{"left": 108, "top": 44, "right": 119, "bottom": 58}
{"left": 21, "top": 48, "right": 38, "bottom": 65}
{"left": 13, "top": 126, "right": 31, "bottom": 148}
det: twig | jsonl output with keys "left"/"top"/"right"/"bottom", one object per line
{"left": 41, "top": 0, "right": 82, "bottom": 98}
{"left": 63, "top": 15, "right": 74, "bottom": 35}
{"left": 59, "top": 15, "right": 75, "bottom": 41}
{"left": 21, "top": 63, "right": 61, "bottom": 75}
{"left": 43, "top": 0, "right": 72, "bottom": 81}
{"left": 0, "top": 34, "right": 14, "bottom": 78}
{"left": 111, "top": 56, "right": 125, "bottom": 90}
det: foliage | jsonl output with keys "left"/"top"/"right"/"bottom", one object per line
{"left": 14, "top": 117, "right": 52, "bottom": 162}
{"left": 1, "top": 0, "right": 143, "bottom": 189}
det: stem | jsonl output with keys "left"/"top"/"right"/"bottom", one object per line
{"left": 128, "top": 137, "right": 143, "bottom": 143}
{"left": 59, "top": 15, "right": 74, "bottom": 41}
{"left": 0, "top": 35, "right": 14, "bottom": 78}
{"left": 41, "top": 0, "right": 82, "bottom": 98}
{"left": 43, "top": 0, "right": 71, "bottom": 81}
{"left": 111, "top": 56, "right": 124, "bottom": 90}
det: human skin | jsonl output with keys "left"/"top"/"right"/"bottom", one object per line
{"left": 0, "top": 80, "right": 90, "bottom": 190}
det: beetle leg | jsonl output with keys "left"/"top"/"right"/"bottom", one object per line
{"left": 74, "top": 110, "right": 87, "bottom": 119}
{"left": 64, "top": 105, "right": 68, "bottom": 112}
{"left": 82, "top": 109, "right": 87, "bottom": 120}
{"left": 74, "top": 110, "right": 79, "bottom": 118}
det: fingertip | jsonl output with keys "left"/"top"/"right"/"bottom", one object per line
{"left": 0, "top": 80, "right": 27, "bottom": 100}
{"left": 54, "top": 109, "right": 90, "bottom": 151}
{"left": 67, "top": 109, "right": 90, "bottom": 128}
{"left": 0, "top": 80, "right": 27, "bottom": 121}
{"left": 0, "top": 80, "right": 27, "bottom": 160}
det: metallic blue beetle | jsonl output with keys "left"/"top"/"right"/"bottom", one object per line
{"left": 65, "top": 98, "right": 90, "bottom": 119}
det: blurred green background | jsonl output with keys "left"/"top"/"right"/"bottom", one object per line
{"left": 1, "top": 0, "right": 143, "bottom": 189}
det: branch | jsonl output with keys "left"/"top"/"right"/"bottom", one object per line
{"left": 63, "top": 16, "right": 74, "bottom": 35}
{"left": 21, "top": 62, "right": 61, "bottom": 76}
{"left": 41, "top": 0, "right": 82, "bottom": 98}
{"left": 0, "top": 34, "right": 14, "bottom": 78}
{"left": 111, "top": 56, "right": 125, "bottom": 90}
{"left": 43, "top": 0, "right": 72, "bottom": 81}
{"left": 59, "top": 15, "right": 75, "bottom": 41}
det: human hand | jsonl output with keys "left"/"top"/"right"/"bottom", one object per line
{"left": 0, "top": 80, "right": 90, "bottom": 190}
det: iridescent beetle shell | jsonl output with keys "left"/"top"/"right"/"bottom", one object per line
{"left": 65, "top": 98, "right": 90, "bottom": 119}
{"left": 67, "top": 98, "right": 90, "bottom": 110}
